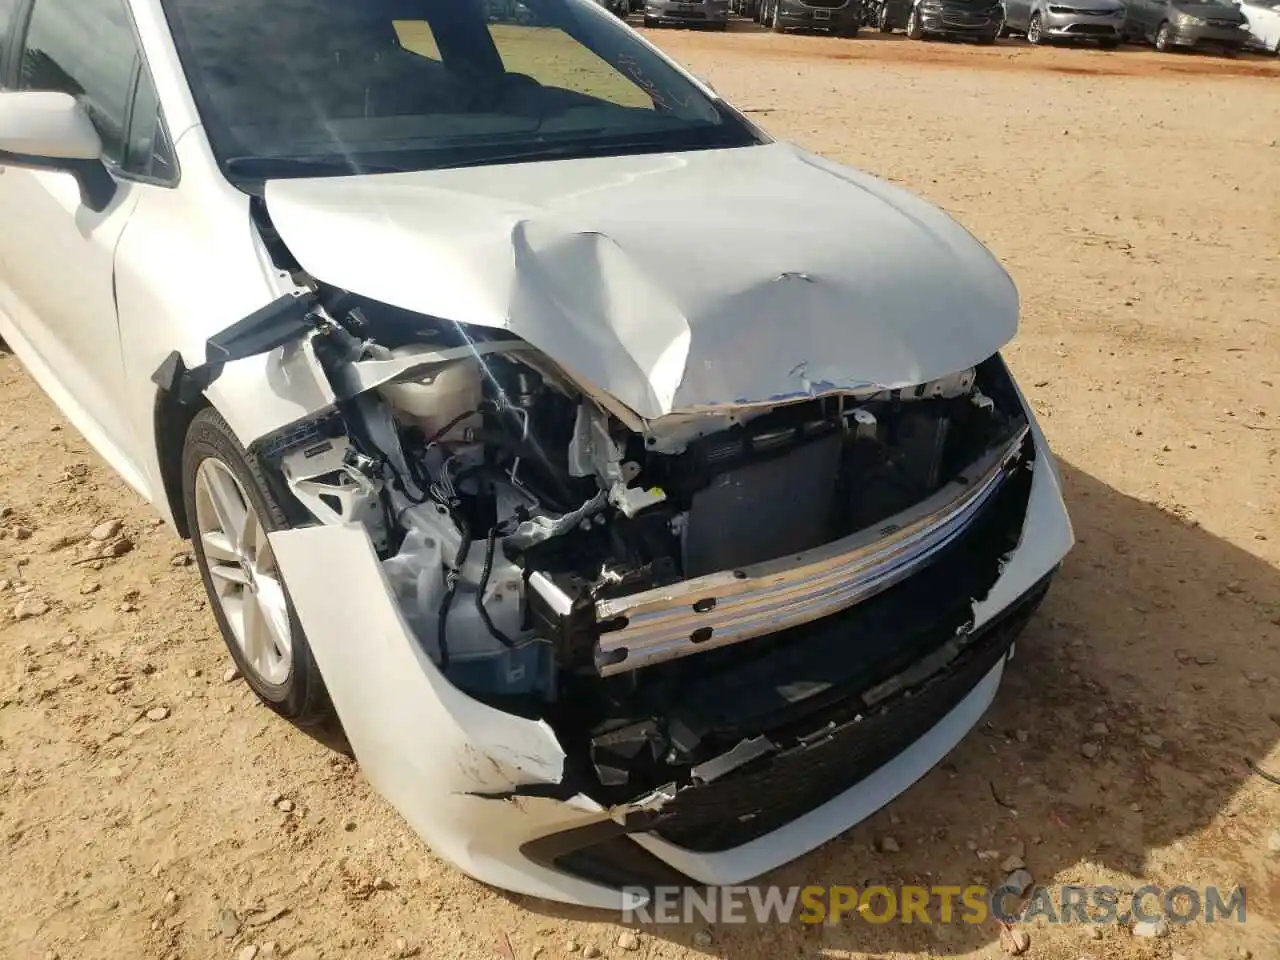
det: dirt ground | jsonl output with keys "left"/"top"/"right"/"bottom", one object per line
{"left": 3, "top": 21, "right": 1279, "bottom": 960}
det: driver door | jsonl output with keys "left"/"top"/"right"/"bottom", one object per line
{"left": 0, "top": 0, "right": 164, "bottom": 487}
{"left": 1132, "top": 0, "right": 1164, "bottom": 37}
{"left": 1005, "top": 0, "right": 1031, "bottom": 32}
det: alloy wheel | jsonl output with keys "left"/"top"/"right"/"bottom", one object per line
{"left": 1156, "top": 21, "right": 1171, "bottom": 50}
{"left": 1027, "top": 12, "right": 1043, "bottom": 43}
{"left": 194, "top": 457, "right": 293, "bottom": 686}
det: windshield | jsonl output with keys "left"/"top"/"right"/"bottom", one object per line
{"left": 159, "top": 0, "right": 760, "bottom": 181}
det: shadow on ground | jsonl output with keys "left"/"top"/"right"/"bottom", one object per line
{"left": 505, "top": 458, "right": 1280, "bottom": 954}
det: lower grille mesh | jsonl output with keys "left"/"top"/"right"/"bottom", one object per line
{"left": 633, "top": 574, "right": 1051, "bottom": 853}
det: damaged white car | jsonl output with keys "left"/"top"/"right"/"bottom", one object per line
{"left": 0, "top": 0, "right": 1072, "bottom": 906}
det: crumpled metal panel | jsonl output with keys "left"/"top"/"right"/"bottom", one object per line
{"left": 264, "top": 141, "right": 1018, "bottom": 423}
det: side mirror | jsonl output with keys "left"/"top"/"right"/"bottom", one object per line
{"left": 0, "top": 91, "right": 117, "bottom": 212}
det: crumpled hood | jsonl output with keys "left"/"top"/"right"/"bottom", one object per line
{"left": 265, "top": 141, "right": 1018, "bottom": 420}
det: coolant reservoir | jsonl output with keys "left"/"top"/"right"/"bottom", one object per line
{"left": 377, "top": 345, "right": 483, "bottom": 442}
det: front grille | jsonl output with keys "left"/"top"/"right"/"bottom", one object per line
{"left": 802, "top": 0, "right": 849, "bottom": 7}
{"left": 639, "top": 574, "right": 1049, "bottom": 852}
{"left": 1066, "top": 22, "right": 1118, "bottom": 33}
{"left": 1206, "top": 18, "right": 1239, "bottom": 27}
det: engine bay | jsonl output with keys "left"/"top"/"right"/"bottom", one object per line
{"left": 249, "top": 291, "right": 1032, "bottom": 798}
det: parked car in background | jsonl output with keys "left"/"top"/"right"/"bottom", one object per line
{"left": 1123, "top": 0, "right": 1250, "bottom": 51}
{"left": 595, "top": 0, "right": 631, "bottom": 15}
{"left": 900, "top": 0, "right": 1004, "bottom": 40}
{"left": 864, "top": 0, "right": 912, "bottom": 31}
{"left": 1003, "top": 0, "right": 1124, "bottom": 46}
{"left": 759, "top": 0, "right": 863, "bottom": 33}
{"left": 643, "top": 0, "right": 731, "bottom": 26}
{"left": 1238, "top": 0, "right": 1280, "bottom": 51}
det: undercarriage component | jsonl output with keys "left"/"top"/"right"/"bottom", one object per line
{"left": 278, "top": 435, "right": 388, "bottom": 552}
{"left": 383, "top": 498, "right": 557, "bottom": 698}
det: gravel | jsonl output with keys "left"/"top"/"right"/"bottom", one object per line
{"left": 13, "top": 597, "right": 50, "bottom": 620}
{"left": 1133, "top": 916, "right": 1169, "bottom": 938}
{"left": 89, "top": 520, "right": 123, "bottom": 541}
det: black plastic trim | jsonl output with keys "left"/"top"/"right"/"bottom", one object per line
{"left": 521, "top": 820, "right": 693, "bottom": 891}
{"left": 150, "top": 292, "right": 318, "bottom": 403}
{"left": 0, "top": 149, "right": 117, "bottom": 211}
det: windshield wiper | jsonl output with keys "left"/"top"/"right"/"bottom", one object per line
{"left": 442, "top": 134, "right": 744, "bottom": 170}
{"left": 223, "top": 155, "right": 409, "bottom": 178}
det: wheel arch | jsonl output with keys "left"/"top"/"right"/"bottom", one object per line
{"left": 153, "top": 384, "right": 210, "bottom": 540}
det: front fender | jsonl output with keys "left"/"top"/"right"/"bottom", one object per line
{"left": 268, "top": 523, "right": 636, "bottom": 906}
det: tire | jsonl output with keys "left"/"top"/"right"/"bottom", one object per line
{"left": 1155, "top": 20, "right": 1173, "bottom": 51}
{"left": 841, "top": 21, "right": 861, "bottom": 36}
{"left": 1098, "top": 36, "right": 1118, "bottom": 49}
{"left": 878, "top": 3, "right": 894, "bottom": 31}
{"left": 643, "top": 14, "right": 658, "bottom": 26}
{"left": 1026, "top": 11, "right": 1045, "bottom": 43}
{"left": 906, "top": 5, "right": 925, "bottom": 38}
{"left": 183, "top": 407, "right": 332, "bottom": 726}
{"left": 977, "top": 29, "right": 997, "bottom": 43}
{"left": 771, "top": 1, "right": 786, "bottom": 31}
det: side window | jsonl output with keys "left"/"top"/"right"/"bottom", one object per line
{"left": 391, "top": 19, "right": 442, "bottom": 61}
{"left": 17, "top": 0, "right": 139, "bottom": 166}
{"left": 125, "top": 67, "right": 177, "bottom": 182}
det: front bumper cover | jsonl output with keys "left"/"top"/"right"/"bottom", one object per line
{"left": 1042, "top": 8, "right": 1124, "bottom": 36}
{"left": 775, "top": 1, "right": 861, "bottom": 27}
{"left": 918, "top": 3, "right": 1004, "bottom": 33}
{"left": 1168, "top": 21, "right": 1248, "bottom": 46}
{"left": 645, "top": 0, "right": 731, "bottom": 21}
{"left": 269, "top": 407, "right": 1072, "bottom": 907}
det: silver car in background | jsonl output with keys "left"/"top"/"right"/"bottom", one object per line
{"left": 643, "top": 0, "right": 732, "bottom": 26}
{"left": 1003, "top": 0, "right": 1126, "bottom": 45}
